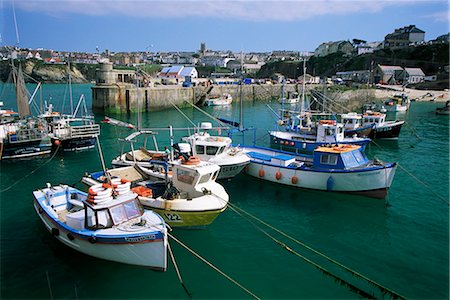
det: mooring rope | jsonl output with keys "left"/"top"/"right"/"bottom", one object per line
{"left": 403, "top": 121, "right": 422, "bottom": 141}
{"left": 167, "top": 240, "right": 192, "bottom": 299}
{"left": 0, "top": 144, "right": 60, "bottom": 193}
{"left": 168, "top": 232, "right": 261, "bottom": 300}
{"left": 170, "top": 102, "right": 197, "bottom": 128}
{"left": 371, "top": 140, "right": 448, "bottom": 205}
{"left": 227, "top": 203, "right": 407, "bottom": 300}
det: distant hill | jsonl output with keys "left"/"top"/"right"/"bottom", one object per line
{"left": 256, "top": 43, "right": 449, "bottom": 79}
{"left": 0, "top": 59, "right": 97, "bottom": 83}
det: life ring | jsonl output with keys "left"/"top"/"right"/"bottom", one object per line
{"left": 258, "top": 169, "right": 265, "bottom": 177}
{"left": 88, "top": 184, "right": 113, "bottom": 204}
{"left": 182, "top": 156, "right": 201, "bottom": 165}
{"left": 275, "top": 171, "right": 282, "bottom": 180}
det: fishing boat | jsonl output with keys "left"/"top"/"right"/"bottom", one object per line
{"left": 383, "top": 93, "right": 410, "bottom": 112}
{"left": 279, "top": 91, "right": 300, "bottom": 104}
{"left": 42, "top": 112, "right": 100, "bottom": 151}
{"left": 341, "top": 112, "right": 375, "bottom": 138}
{"left": 242, "top": 144, "right": 397, "bottom": 199}
{"left": 88, "top": 155, "right": 229, "bottom": 227}
{"left": 40, "top": 88, "right": 100, "bottom": 151}
{"left": 362, "top": 111, "right": 405, "bottom": 140}
{"left": 181, "top": 122, "right": 250, "bottom": 179}
{"left": 0, "top": 63, "right": 52, "bottom": 159}
{"left": 111, "top": 130, "right": 168, "bottom": 171}
{"left": 33, "top": 183, "right": 168, "bottom": 270}
{"left": 435, "top": 100, "right": 450, "bottom": 115}
{"left": 205, "top": 93, "right": 232, "bottom": 106}
{"left": 269, "top": 119, "right": 371, "bottom": 154}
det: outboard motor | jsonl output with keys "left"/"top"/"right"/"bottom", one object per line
{"left": 173, "top": 142, "right": 192, "bottom": 161}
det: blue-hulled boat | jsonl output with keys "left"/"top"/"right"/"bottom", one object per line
{"left": 242, "top": 144, "right": 397, "bottom": 199}
{"left": 269, "top": 118, "right": 371, "bottom": 154}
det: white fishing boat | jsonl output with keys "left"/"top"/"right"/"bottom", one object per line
{"left": 181, "top": 122, "right": 250, "bottom": 179}
{"left": 33, "top": 183, "right": 168, "bottom": 270}
{"left": 88, "top": 155, "right": 229, "bottom": 227}
{"left": 205, "top": 93, "right": 232, "bottom": 106}
{"left": 279, "top": 91, "right": 300, "bottom": 104}
{"left": 362, "top": 111, "right": 404, "bottom": 140}
{"left": 383, "top": 93, "right": 410, "bottom": 112}
{"left": 242, "top": 144, "right": 397, "bottom": 199}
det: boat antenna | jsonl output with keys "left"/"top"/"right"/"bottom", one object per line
{"left": 12, "top": 0, "right": 20, "bottom": 47}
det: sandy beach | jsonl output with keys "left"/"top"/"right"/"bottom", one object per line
{"left": 375, "top": 85, "right": 450, "bottom": 102}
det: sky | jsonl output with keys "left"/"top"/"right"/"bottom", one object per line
{"left": 0, "top": 0, "right": 449, "bottom": 53}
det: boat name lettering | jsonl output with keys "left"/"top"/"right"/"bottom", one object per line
{"left": 125, "top": 235, "right": 156, "bottom": 242}
{"left": 165, "top": 213, "right": 182, "bottom": 222}
{"left": 358, "top": 171, "right": 381, "bottom": 176}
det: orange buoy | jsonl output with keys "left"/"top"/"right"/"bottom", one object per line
{"left": 275, "top": 171, "right": 282, "bottom": 180}
{"left": 53, "top": 139, "right": 61, "bottom": 146}
{"left": 259, "top": 169, "right": 265, "bottom": 177}
{"left": 291, "top": 176, "right": 298, "bottom": 184}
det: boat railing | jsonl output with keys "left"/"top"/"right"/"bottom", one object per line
{"left": 8, "top": 128, "right": 47, "bottom": 143}
{"left": 67, "top": 124, "right": 100, "bottom": 138}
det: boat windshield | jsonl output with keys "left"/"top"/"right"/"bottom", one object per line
{"left": 196, "top": 145, "right": 205, "bottom": 154}
{"left": 176, "top": 169, "right": 196, "bottom": 184}
{"left": 206, "top": 146, "right": 219, "bottom": 155}
{"left": 85, "top": 199, "right": 143, "bottom": 229}
{"left": 198, "top": 173, "right": 212, "bottom": 184}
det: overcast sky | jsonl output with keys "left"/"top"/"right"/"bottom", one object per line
{"left": 1, "top": 0, "right": 448, "bottom": 53}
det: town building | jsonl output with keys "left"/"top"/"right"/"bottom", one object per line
{"left": 398, "top": 67, "right": 425, "bottom": 84}
{"left": 314, "top": 41, "right": 353, "bottom": 57}
{"left": 384, "top": 25, "right": 425, "bottom": 49}
{"left": 372, "top": 64, "right": 404, "bottom": 84}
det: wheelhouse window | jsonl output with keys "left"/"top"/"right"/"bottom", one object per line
{"left": 217, "top": 146, "right": 225, "bottom": 155}
{"left": 320, "top": 154, "right": 338, "bottom": 165}
{"left": 206, "top": 146, "right": 219, "bottom": 155}
{"left": 196, "top": 145, "right": 205, "bottom": 155}
{"left": 198, "top": 173, "right": 211, "bottom": 184}
{"left": 325, "top": 129, "right": 334, "bottom": 136}
{"left": 177, "top": 169, "right": 196, "bottom": 184}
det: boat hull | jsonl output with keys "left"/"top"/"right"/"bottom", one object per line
{"left": 370, "top": 122, "right": 404, "bottom": 140}
{"left": 344, "top": 125, "right": 374, "bottom": 138}
{"left": 1, "top": 141, "right": 52, "bottom": 160}
{"left": 33, "top": 194, "right": 167, "bottom": 270}
{"left": 139, "top": 194, "right": 228, "bottom": 227}
{"left": 52, "top": 137, "right": 96, "bottom": 151}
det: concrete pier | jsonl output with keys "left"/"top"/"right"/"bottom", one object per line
{"left": 91, "top": 62, "right": 297, "bottom": 113}
{"left": 91, "top": 62, "right": 386, "bottom": 113}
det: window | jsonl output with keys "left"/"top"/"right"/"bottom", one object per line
{"left": 211, "top": 170, "right": 219, "bottom": 181}
{"left": 217, "top": 146, "right": 225, "bottom": 155}
{"left": 206, "top": 146, "right": 218, "bottom": 155}
{"left": 198, "top": 174, "right": 211, "bottom": 184}
{"left": 196, "top": 145, "right": 205, "bottom": 154}
{"left": 320, "top": 154, "right": 338, "bottom": 165}
{"left": 353, "top": 150, "right": 366, "bottom": 164}
{"left": 177, "top": 169, "right": 195, "bottom": 184}
{"left": 110, "top": 205, "right": 127, "bottom": 225}
{"left": 124, "top": 200, "right": 141, "bottom": 219}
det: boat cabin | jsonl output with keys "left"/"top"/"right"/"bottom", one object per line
{"left": 312, "top": 144, "right": 368, "bottom": 170}
{"left": 67, "top": 194, "right": 144, "bottom": 231}
{"left": 341, "top": 113, "right": 363, "bottom": 130}
{"left": 172, "top": 159, "right": 220, "bottom": 196}
{"left": 315, "top": 120, "right": 345, "bottom": 143}
{"left": 362, "top": 111, "right": 386, "bottom": 126}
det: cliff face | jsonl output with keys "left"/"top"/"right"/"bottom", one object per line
{"left": 0, "top": 59, "right": 96, "bottom": 83}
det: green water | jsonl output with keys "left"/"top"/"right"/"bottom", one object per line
{"left": 0, "top": 84, "right": 449, "bottom": 299}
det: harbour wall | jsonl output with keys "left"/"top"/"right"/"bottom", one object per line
{"left": 91, "top": 62, "right": 382, "bottom": 113}
{"left": 92, "top": 83, "right": 381, "bottom": 114}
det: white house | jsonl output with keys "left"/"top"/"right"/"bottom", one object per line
{"left": 399, "top": 67, "right": 425, "bottom": 84}
{"left": 158, "top": 65, "right": 198, "bottom": 79}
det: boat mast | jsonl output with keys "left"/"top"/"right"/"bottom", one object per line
{"left": 68, "top": 60, "right": 74, "bottom": 115}
{"left": 301, "top": 57, "right": 307, "bottom": 114}
{"left": 239, "top": 51, "right": 244, "bottom": 131}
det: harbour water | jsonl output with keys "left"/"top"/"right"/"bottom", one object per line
{"left": 0, "top": 84, "right": 448, "bottom": 299}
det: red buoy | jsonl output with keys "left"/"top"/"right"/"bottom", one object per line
{"left": 259, "top": 169, "right": 265, "bottom": 177}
